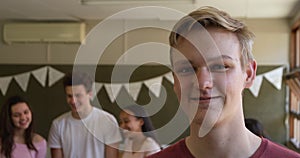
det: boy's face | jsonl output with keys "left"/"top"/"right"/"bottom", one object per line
{"left": 65, "top": 85, "right": 92, "bottom": 115}
{"left": 171, "top": 27, "right": 256, "bottom": 135}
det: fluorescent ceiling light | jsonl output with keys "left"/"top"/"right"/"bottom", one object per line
{"left": 81, "top": 0, "right": 194, "bottom": 5}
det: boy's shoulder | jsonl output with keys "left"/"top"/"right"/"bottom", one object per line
{"left": 251, "top": 138, "right": 300, "bottom": 158}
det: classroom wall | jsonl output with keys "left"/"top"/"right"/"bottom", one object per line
{"left": 245, "top": 19, "right": 290, "bottom": 66}
{"left": 0, "top": 18, "right": 292, "bottom": 145}
{"left": 0, "top": 18, "right": 290, "bottom": 65}
{"left": 290, "top": 7, "right": 300, "bottom": 26}
{"left": 0, "top": 64, "right": 287, "bottom": 145}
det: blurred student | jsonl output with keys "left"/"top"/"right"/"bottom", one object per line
{"left": 119, "top": 105, "right": 161, "bottom": 158}
{"left": 245, "top": 118, "right": 270, "bottom": 139}
{"left": 0, "top": 95, "right": 47, "bottom": 158}
{"left": 147, "top": 6, "right": 300, "bottom": 158}
{"left": 48, "top": 71, "right": 122, "bottom": 158}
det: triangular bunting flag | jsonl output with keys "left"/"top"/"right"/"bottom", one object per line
{"left": 92, "top": 82, "right": 103, "bottom": 100}
{"left": 104, "top": 83, "right": 122, "bottom": 103}
{"left": 14, "top": 72, "right": 31, "bottom": 92}
{"left": 144, "top": 77, "right": 163, "bottom": 98}
{"left": 263, "top": 67, "right": 284, "bottom": 90}
{"left": 249, "top": 75, "right": 263, "bottom": 97}
{"left": 31, "top": 66, "right": 48, "bottom": 87}
{"left": 124, "top": 82, "right": 142, "bottom": 101}
{"left": 48, "top": 67, "right": 65, "bottom": 87}
{"left": 164, "top": 72, "right": 174, "bottom": 84}
{"left": 0, "top": 77, "right": 12, "bottom": 95}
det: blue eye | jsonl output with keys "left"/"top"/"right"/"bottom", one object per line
{"left": 175, "top": 66, "right": 195, "bottom": 75}
{"left": 209, "top": 64, "right": 228, "bottom": 72}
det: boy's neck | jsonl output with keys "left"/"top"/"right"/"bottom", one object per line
{"left": 187, "top": 117, "right": 261, "bottom": 158}
{"left": 72, "top": 104, "right": 93, "bottom": 119}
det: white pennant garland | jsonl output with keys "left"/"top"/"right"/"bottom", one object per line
{"left": 247, "top": 66, "right": 284, "bottom": 97}
{"left": 104, "top": 83, "right": 123, "bottom": 103}
{"left": 144, "top": 77, "right": 163, "bottom": 98}
{"left": 263, "top": 67, "right": 284, "bottom": 90}
{"left": 0, "top": 66, "right": 285, "bottom": 99}
{"left": 31, "top": 66, "right": 48, "bottom": 87}
{"left": 92, "top": 82, "right": 103, "bottom": 100}
{"left": 0, "top": 77, "right": 12, "bottom": 95}
{"left": 124, "top": 82, "right": 142, "bottom": 101}
{"left": 48, "top": 67, "right": 65, "bottom": 87}
{"left": 249, "top": 75, "right": 263, "bottom": 97}
{"left": 14, "top": 72, "right": 31, "bottom": 92}
{"left": 164, "top": 72, "right": 174, "bottom": 84}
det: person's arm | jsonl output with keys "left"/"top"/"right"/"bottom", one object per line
{"left": 51, "top": 148, "right": 64, "bottom": 158}
{"left": 102, "top": 112, "right": 122, "bottom": 158}
{"left": 105, "top": 143, "right": 119, "bottom": 158}
{"left": 48, "top": 120, "right": 64, "bottom": 158}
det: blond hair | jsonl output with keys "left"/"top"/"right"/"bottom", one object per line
{"left": 169, "top": 6, "right": 255, "bottom": 67}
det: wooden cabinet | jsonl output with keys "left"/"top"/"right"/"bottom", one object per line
{"left": 286, "top": 70, "right": 300, "bottom": 150}
{"left": 286, "top": 21, "right": 300, "bottom": 150}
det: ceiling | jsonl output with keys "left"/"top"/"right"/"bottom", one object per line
{"left": 0, "top": 0, "right": 300, "bottom": 21}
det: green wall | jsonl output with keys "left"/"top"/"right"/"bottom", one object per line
{"left": 0, "top": 65, "right": 286, "bottom": 145}
{"left": 243, "top": 66, "right": 287, "bottom": 144}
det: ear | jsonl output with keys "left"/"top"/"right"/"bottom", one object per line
{"left": 244, "top": 60, "right": 257, "bottom": 88}
{"left": 88, "top": 90, "right": 93, "bottom": 100}
{"left": 139, "top": 119, "right": 144, "bottom": 126}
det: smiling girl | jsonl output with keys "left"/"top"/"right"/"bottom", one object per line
{"left": 0, "top": 96, "right": 47, "bottom": 158}
{"left": 119, "top": 105, "right": 161, "bottom": 158}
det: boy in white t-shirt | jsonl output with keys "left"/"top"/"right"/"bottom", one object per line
{"left": 48, "top": 71, "right": 122, "bottom": 158}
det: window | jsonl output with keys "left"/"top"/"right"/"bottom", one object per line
{"left": 290, "top": 21, "right": 300, "bottom": 68}
{"left": 286, "top": 20, "right": 300, "bottom": 150}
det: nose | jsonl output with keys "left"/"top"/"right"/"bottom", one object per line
{"left": 196, "top": 67, "right": 213, "bottom": 90}
{"left": 20, "top": 114, "right": 26, "bottom": 120}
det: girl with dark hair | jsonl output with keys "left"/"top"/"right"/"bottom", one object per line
{"left": 0, "top": 96, "right": 47, "bottom": 158}
{"left": 119, "top": 105, "right": 161, "bottom": 158}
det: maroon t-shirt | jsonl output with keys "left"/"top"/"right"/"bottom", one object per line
{"left": 147, "top": 138, "right": 300, "bottom": 158}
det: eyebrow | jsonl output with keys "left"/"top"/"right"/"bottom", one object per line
{"left": 209, "top": 55, "right": 238, "bottom": 62}
{"left": 173, "top": 60, "right": 191, "bottom": 66}
{"left": 12, "top": 110, "right": 28, "bottom": 115}
{"left": 173, "top": 55, "right": 237, "bottom": 66}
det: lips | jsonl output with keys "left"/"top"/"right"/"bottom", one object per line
{"left": 200, "top": 97, "right": 212, "bottom": 100}
{"left": 19, "top": 121, "right": 29, "bottom": 127}
{"left": 190, "top": 96, "right": 220, "bottom": 104}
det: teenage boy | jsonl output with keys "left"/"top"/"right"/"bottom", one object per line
{"left": 48, "top": 71, "right": 122, "bottom": 158}
{"left": 148, "top": 6, "right": 300, "bottom": 158}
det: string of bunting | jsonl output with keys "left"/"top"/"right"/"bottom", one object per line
{"left": 0, "top": 66, "right": 284, "bottom": 101}
{"left": 249, "top": 66, "right": 284, "bottom": 97}
{"left": 0, "top": 66, "right": 174, "bottom": 102}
